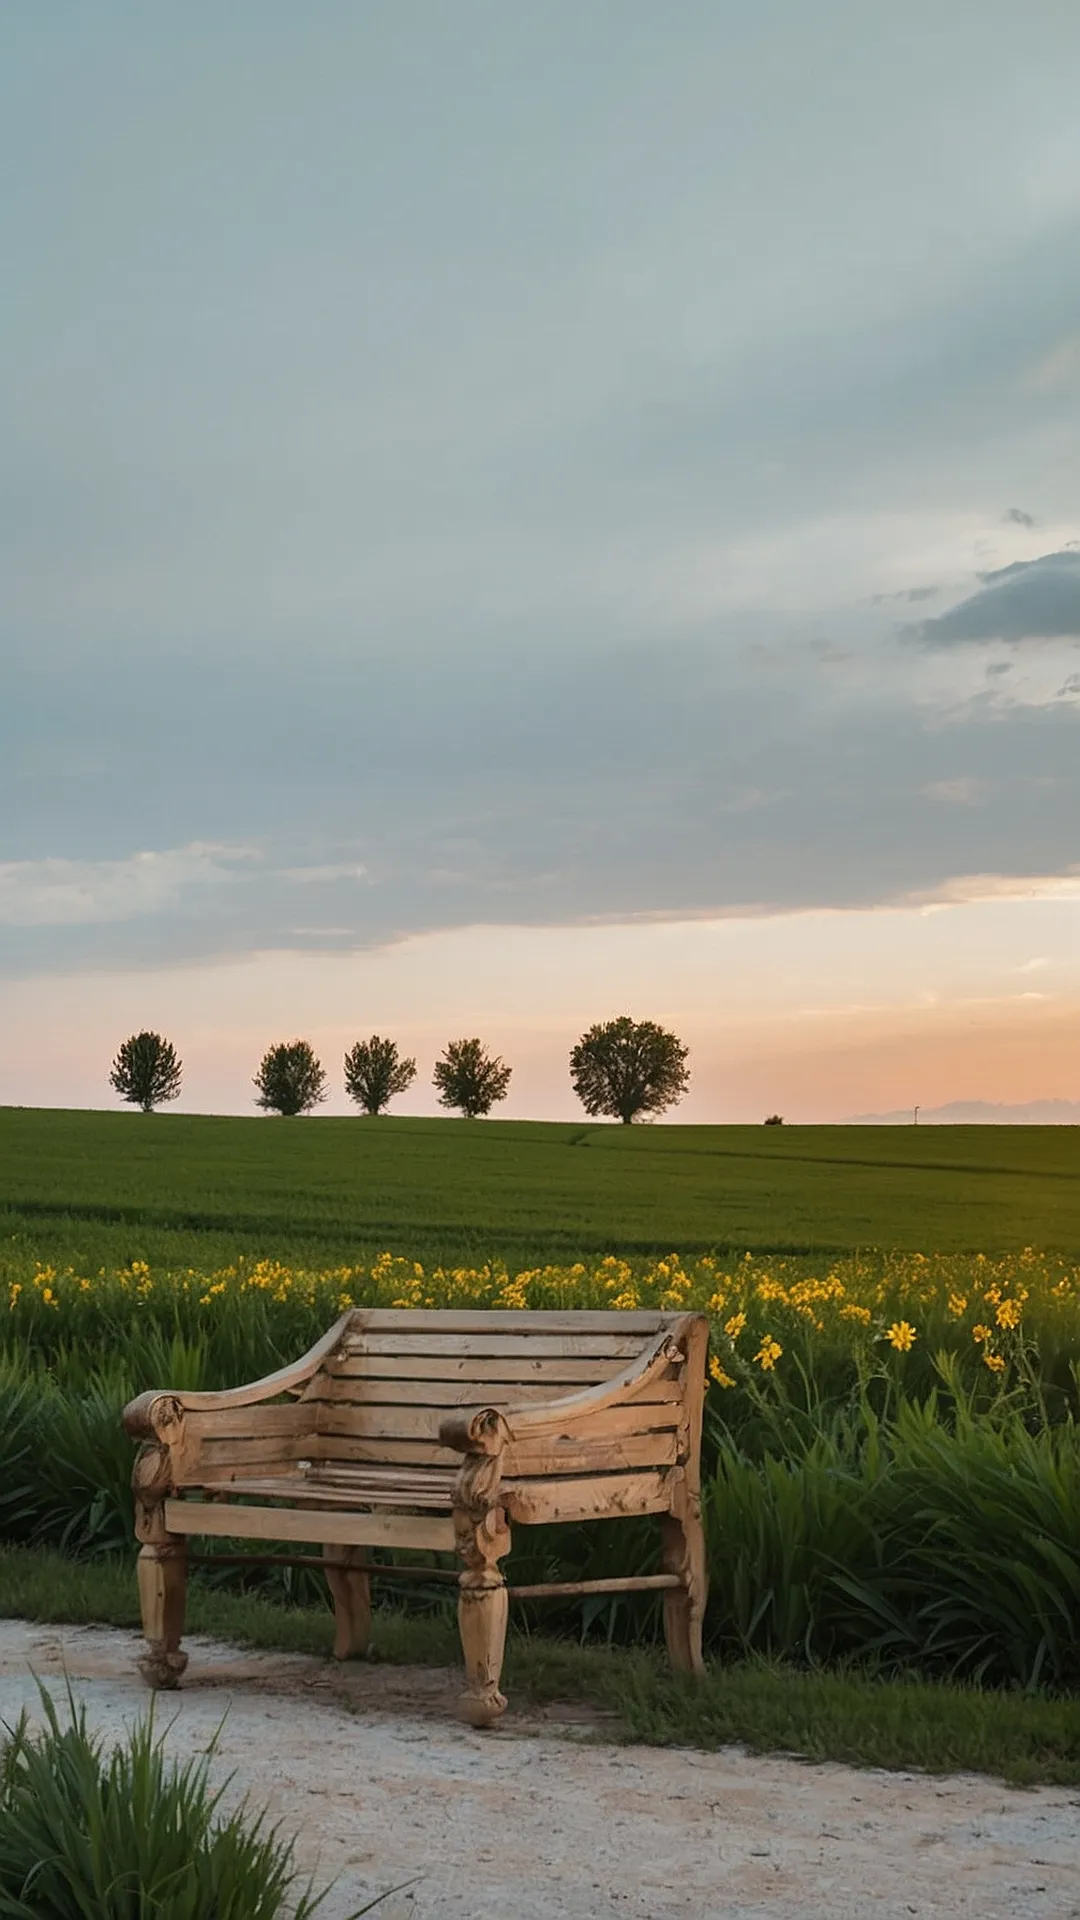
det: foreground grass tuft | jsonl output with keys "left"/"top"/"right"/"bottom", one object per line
{"left": 1, "top": 1547, "right": 1076, "bottom": 1788}
{"left": 0, "top": 1679, "right": 393, "bottom": 1916}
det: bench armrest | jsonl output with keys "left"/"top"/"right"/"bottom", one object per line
{"left": 122, "top": 1309, "right": 354, "bottom": 1440}
{"left": 438, "top": 1316, "right": 704, "bottom": 1452}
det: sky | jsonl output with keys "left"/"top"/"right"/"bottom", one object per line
{"left": 3, "top": 3, "right": 1080, "bottom": 1121}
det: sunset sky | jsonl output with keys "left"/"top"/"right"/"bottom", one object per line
{"left": 4, "top": 5, "right": 1080, "bottom": 1121}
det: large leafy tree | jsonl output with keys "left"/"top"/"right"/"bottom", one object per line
{"left": 109, "top": 1032, "right": 183, "bottom": 1113}
{"left": 432, "top": 1037, "right": 512, "bottom": 1119}
{"left": 569, "top": 1016, "right": 690, "bottom": 1125}
{"left": 253, "top": 1039, "right": 328, "bottom": 1116}
{"left": 343, "top": 1035, "right": 417, "bottom": 1115}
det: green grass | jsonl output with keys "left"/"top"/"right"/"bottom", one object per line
{"left": 1, "top": 1547, "right": 1076, "bottom": 1787}
{"left": 4, "top": 1107, "right": 1080, "bottom": 1274}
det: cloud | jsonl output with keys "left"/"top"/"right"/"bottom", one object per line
{"left": 4, "top": 634, "right": 1080, "bottom": 977}
{"left": 0, "top": 844, "right": 255, "bottom": 927}
{"left": 912, "top": 550, "right": 1080, "bottom": 645}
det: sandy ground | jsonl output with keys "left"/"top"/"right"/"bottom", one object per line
{"left": 0, "top": 1622, "right": 1075, "bottom": 1920}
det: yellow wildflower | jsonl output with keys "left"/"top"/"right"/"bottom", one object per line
{"left": 709, "top": 1357, "right": 736, "bottom": 1388}
{"left": 995, "top": 1299, "right": 1022, "bottom": 1331}
{"left": 754, "top": 1336, "right": 782, "bottom": 1371}
{"left": 983, "top": 1351, "right": 1006, "bottom": 1373}
{"left": 886, "top": 1321, "right": 916, "bottom": 1352}
{"left": 971, "top": 1323, "right": 992, "bottom": 1345}
{"left": 947, "top": 1293, "right": 968, "bottom": 1318}
{"left": 839, "top": 1304, "right": 871, "bottom": 1324}
{"left": 724, "top": 1313, "right": 746, "bottom": 1341}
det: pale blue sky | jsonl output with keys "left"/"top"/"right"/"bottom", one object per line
{"left": 3, "top": 5, "right": 1080, "bottom": 1114}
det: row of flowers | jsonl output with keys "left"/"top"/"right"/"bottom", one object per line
{"left": 7, "top": 1247, "right": 1077, "bottom": 1390}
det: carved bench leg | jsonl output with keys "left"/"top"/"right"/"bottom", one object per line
{"left": 132, "top": 1431, "right": 188, "bottom": 1690}
{"left": 324, "top": 1544, "right": 372, "bottom": 1659}
{"left": 660, "top": 1502, "right": 707, "bottom": 1676}
{"left": 136, "top": 1542, "right": 189, "bottom": 1689}
{"left": 454, "top": 1505, "right": 510, "bottom": 1728}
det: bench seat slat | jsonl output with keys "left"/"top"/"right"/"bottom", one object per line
{"left": 164, "top": 1499, "right": 455, "bottom": 1551}
{"left": 191, "top": 1475, "right": 457, "bottom": 1510}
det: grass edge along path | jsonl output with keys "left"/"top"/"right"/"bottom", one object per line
{"left": 1, "top": 1548, "right": 1076, "bottom": 1789}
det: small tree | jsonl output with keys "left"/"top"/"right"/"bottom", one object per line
{"left": 109, "top": 1031, "right": 183, "bottom": 1113}
{"left": 569, "top": 1015, "right": 689, "bottom": 1125}
{"left": 764, "top": 1113, "right": 785, "bottom": 1126}
{"left": 343, "top": 1035, "right": 417, "bottom": 1115}
{"left": 253, "top": 1039, "right": 327, "bottom": 1116}
{"left": 432, "top": 1037, "right": 511, "bottom": 1119}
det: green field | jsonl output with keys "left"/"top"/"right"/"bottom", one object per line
{"left": 2, "top": 1106, "right": 1079, "bottom": 1272}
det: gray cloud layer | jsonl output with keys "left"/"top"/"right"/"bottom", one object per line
{"left": 4, "top": 6, "right": 1080, "bottom": 979}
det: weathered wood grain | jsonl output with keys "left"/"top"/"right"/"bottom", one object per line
{"left": 125, "top": 1307, "right": 709, "bottom": 1724}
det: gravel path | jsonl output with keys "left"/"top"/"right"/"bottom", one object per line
{"left": 0, "top": 1621, "right": 1075, "bottom": 1919}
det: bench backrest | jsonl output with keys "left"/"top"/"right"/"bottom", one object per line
{"left": 305, "top": 1309, "right": 682, "bottom": 1471}
{"left": 181, "top": 1308, "right": 701, "bottom": 1486}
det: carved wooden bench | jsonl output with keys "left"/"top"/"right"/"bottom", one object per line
{"left": 122, "top": 1307, "right": 708, "bottom": 1726}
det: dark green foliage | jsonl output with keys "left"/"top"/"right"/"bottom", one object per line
{"left": 606, "top": 1658, "right": 1080, "bottom": 1785}
{"left": 432, "top": 1038, "right": 511, "bottom": 1119}
{"left": 569, "top": 1016, "right": 689, "bottom": 1124}
{"left": 108, "top": 1032, "right": 182, "bottom": 1113}
{"left": 253, "top": 1041, "right": 327, "bottom": 1117}
{"left": 343, "top": 1036, "right": 417, "bottom": 1115}
{"left": 0, "top": 1684, "right": 367, "bottom": 1917}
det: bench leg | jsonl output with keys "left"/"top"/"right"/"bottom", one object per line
{"left": 454, "top": 1505, "right": 510, "bottom": 1728}
{"left": 660, "top": 1503, "right": 707, "bottom": 1676}
{"left": 324, "top": 1545, "right": 372, "bottom": 1659}
{"left": 136, "top": 1543, "right": 189, "bottom": 1690}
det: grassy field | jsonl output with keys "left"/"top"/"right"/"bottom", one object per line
{"left": 3, "top": 1106, "right": 1080, "bottom": 1274}
{"left": 1, "top": 1105, "right": 1078, "bottom": 1715}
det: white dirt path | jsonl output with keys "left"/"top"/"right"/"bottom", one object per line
{"left": 0, "top": 1622, "right": 1075, "bottom": 1920}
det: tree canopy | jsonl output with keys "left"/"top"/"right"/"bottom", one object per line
{"left": 569, "top": 1016, "right": 690, "bottom": 1124}
{"left": 343, "top": 1035, "right": 417, "bottom": 1115}
{"left": 432, "top": 1037, "right": 512, "bottom": 1119}
{"left": 253, "top": 1039, "right": 328, "bottom": 1116}
{"left": 109, "top": 1032, "right": 183, "bottom": 1113}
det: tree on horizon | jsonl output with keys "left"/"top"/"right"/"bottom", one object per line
{"left": 432, "top": 1038, "right": 512, "bottom": 1119}
{"left": 253, "top": 1040, "right": 328, "bottom": 1116}
{"left": 343, "top": 1035, "right": 417, "bottom": 1115}
{"left": 109, "top": 1032, "right": 183, "bottom": 1113}
{"left": 569, "top": 1016, "right": 690, "bottom": 1125}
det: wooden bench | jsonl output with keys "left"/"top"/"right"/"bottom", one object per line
{"left": 122, "top": 1307, "right": 708, "bottom": 1726}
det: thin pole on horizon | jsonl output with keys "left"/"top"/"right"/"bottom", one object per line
{"left": 914, "top": 1106, "right": 920, "bottom": 1126}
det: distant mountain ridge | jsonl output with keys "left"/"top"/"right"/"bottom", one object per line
{"left": 849, "top": 1099, "right": 1080, "bottom": 1125}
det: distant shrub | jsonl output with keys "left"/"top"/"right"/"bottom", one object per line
{"left": 109, "top": 1032, "right": 182, "bottom": 1113}
{"left": 253, "top": 1041, "right": 328, "bottom": 1117}
{"left": 764, "top": 1114, "right": 784, "bottom": 1126}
